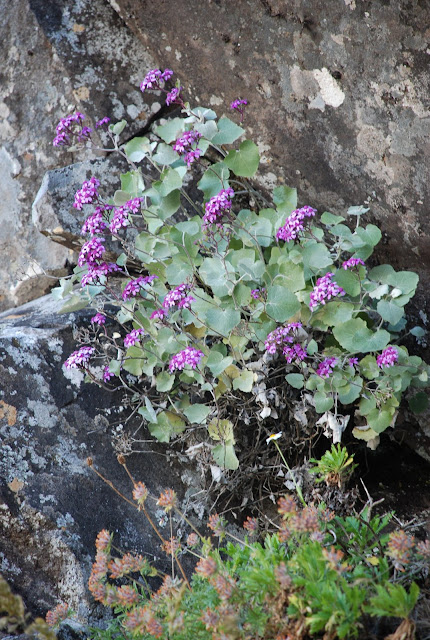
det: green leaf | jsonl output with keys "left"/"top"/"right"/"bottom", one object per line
{"left": 376, "top": 299, "right": 404, "bottom": 325}
{"left": 205, "top": 308, "right": 241, "bottom": 336}
{"left": 155, "top": 118, "right": 185, "bottom": 143}
{"left": 148, "top": 411, "right": 186, "bottom": 443}
{"left": 285, "top": 373, "right": 304, "bottom": 389}
{"left": 109, "top": 119, "right": 127, "bottom": 135}
{"left": 307, "top": 339, "right": 318, "bottom": 355}
{"left": 366, "top": 407, "right": 396, "bottom": 433}
{"left": 212, "top": 441, "right": 239, "bottom": 470}
{"left": 338, "top": 377, "right": 363, "bottom": 404}
{"left": 156, "top": 168, "right": 183, "bottom": 196}
{"left": 183, "top": 404, "right": 212, "bottom": 424}
{"left": 410, "top": 326, "right": 426, "bottom": 338}
{"left": 152, "top": 143, "right": 178, "bottom": 165}
{"left": 120, "top": 170, "right": 145, "bottom": 197}
{"left": 206, "top": 351, "right": 234, "bottom": 376}
{"left": 359, "top": 355, "right": 380, "bottom": 380}
{"left": 314, "top": 392, "right": 334, "bottom": 413}
{"left": 122, "top": 346, "right": 146, "bottom": 376}
{"left": 199, "top": 257, "right": 235, "bottom": 295}
{"left": 276, "top": 261, "right": 305, "bottom": 292}
{"left": 211, "top": 117, "right": 245, "bottom": 144}
{"left": 59, "top": 295, "right": 89, "bottom": 314}
{"left": 224, "top": 140, "right": 260, "bottom": 177}
{"left": 334, "top": 269, "right": 360, "bottom": 297}
{"left": 408, "top": 391, "right": 428, "bottom": 414}
{"left": 333, "top": 319, "right": 390, "bottom": 354}
{"left": 302, "top": 243, "right": 333, "bottom": 279}
{"left": 194, "top": 120, "right": 218, "bottom": 140}
{"left": 155, "top": 370, "right": 175, "bottom": 392}
{"left": 232, "top": 369, "right": 254, "bottom": 392}
{"left": 311, "top": 301, "right": 355, "bottom": 328}
{"left": 198, "top": 162, "right": 230, "bottom": 199}
{"left": 266, "top": 285, "right": 301, "bottom": 322}
{"left": 272, "top": 186, "right": 297, "bottom": 214}
{"left": 369, "top": 265, "right": 419, "bottom": 294}
{"left": 208, "top": 418, "right": 235, "bottom": 442}
{"left": 124, "top": 136, "right": 152, "bottom": 162}
{"left": 320, "top": 211, "right": 345, "bottom": 225}
{"left": 113, "top": 189, "right": 131, "bottom": 206}
{"left": 359, "top": 394, "right": 377, "bottom": 415}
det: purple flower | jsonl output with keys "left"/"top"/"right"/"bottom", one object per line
{"left": 276, "top": 206, "right": 316, "bottom": 243}
{"left": 342, "top": 257, "right": 365, "bottom": 270}
{"left": 316, "top": 357, "right": 338, "bottom": 378}
{"left": 177, "top": 295, "right": 195, "bottom": 309}
{"left": 348, "top": 357, "right": 359, "bottom": 367}
{"left": 122, "top": 275, "right": 157, "bottom": 301}
{"left": 95, "top": 117, "right": 110, "bottom": 128}
{"left": 172, "top": 130, "right": 201, "bottom": 154}
{"left": 376, "top": 346, "right": 398, "bottom": 368}
{"left": 124, "top": 328, "right": 144, "bottom": 347}
{"left": 80, "top": 262, "right": 122, "bottom": 287}
{"left": 81, "top": 207, "right": 107, "bottom": 236}
{"left": 140, "top": 68, "right": 173, "bottom": 92}
{"left": 166, "top": 86, "right": 183, "bottom": 105}
{"left": 163, "top": 283, "right": 192, "bottom": 309}
{"left": 265, "top": 323, "right": 302, "bottom": 355}
{"left": 183, "top": 148, "right": 201, "bottom": 167}
{"left": 125, "top": 198, "right": 142, "bottom": 213}
{"left": 283, "top": 343, "right": 307, "bottom": 363}
{"left": 251, "top": 288, "right": 266, "bottom": 300}
{"left": 78, "top": 237, "right": 105, "bottom": 267}
{"left": 73, "top": 177, "right": 100, "bottom": 210}
{"left": 169, "top": 347, "right": 204, "bottom": 372}
{"left": 53, "top": 112, "right": 88, "bottom": 146}
{"left": 91, "top": 313, "right": 106, "bottom": 325}
{"left": 309, "top": 272, "right": 345, "bottom": 310}
{"left": 150, "top": 308, "right": 168, "bottom": 321}
{"left": 203, "top": 188, "right": 235, "bottom": 227}
{"left": 103, "top": 366, "right": 115, "bottom": 382}
{"left": 64, "top": 346, "right": 95, "bottom": 369}
{"left": 230, "top": 98, "right": 248, "bottom": 121}
{"left": 109, "top": 207, "right": 130, "bottom": 233}
{"left": 230, "top": 98, "right": 248, "bottom": 110}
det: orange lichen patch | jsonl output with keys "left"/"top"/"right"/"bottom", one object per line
{"left": 0, "top": 401, "right": 17, "bottom": 426}
{"left": 72, "top": 23, "right": 85, "bottom": 32}
{"left": 8, "top": 478, "right": 24, "bottom": 493}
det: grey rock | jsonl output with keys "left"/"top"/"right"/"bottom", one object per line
{"left": 0, "top": 294, "right": 200, "bottom": 621}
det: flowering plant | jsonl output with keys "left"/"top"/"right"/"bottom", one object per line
{"left": 53, "top": 68, "right": 429, "bottom": 470}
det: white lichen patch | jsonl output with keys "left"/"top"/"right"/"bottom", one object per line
{"left": 312, "top": 68, "right": 345, "bottom": 108}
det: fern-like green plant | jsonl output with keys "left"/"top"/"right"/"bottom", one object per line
{"left": 309, "top": 443, "right": 357, "bottom": 488}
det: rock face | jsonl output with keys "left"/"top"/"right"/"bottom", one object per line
{"left": 0, "top": 295, "right": 199, "bottom": 621}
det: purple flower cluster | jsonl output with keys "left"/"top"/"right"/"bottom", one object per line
{"left": 103, "top": 366, "right": 115, "bottom": 382}
{"left": 276, "top": 206, "right": 317, "bottom": 243}
{"left": 349, "top": 357, "right": 359, "bottom": 367}
{"left": 140, "top": 68, "right": 173, "bottom": 92}
{"left": 342, "top": 257, "right": 365, "bottom": 270}
{"left": 124, "top": 328, "right": 144, "bottom": 347}
{"left": 283, "top": 343, "right": 307, "bottom": 364}
{"left": 78, "top": 237, "right": 106, "bottom": 267}
{"left": 53, "top": 112, "right": 91, "bottom": 147}
{"left": 109, "top": 207, "right": 130, "bottom": 233}
{"left": 376, "top": 346, "right": 398, "bottom": 368}
{"left": 150, "top": 308, "right": 168, "bottom": 321}
{"left": 64, "top": 346, "right": 95, "bottom": 369}
{"left": 316, "top": 357, "right": 338, "bottom": 378}
{"left": 169, "top": 347, "right": 204, "bottom": 372}
{"left": 166, "top": 86, "right": 183, "bottom": 105}
{"left": 122, "top": 275, "right": 157, "bottom": 301}
{"left": 309, "top": 272, "right": 345, "bottom": 310}
{"left": 74, "top": 177, "right": 100, "bottom": 210}
{"left": 251, "top": 288, "right": 266, "bottom": 300}
{"left": 230, "top": 98, "right": 248, "bottom": 121}
{"left": 95, "top": 117, "right": 110, "bottom": 128}
{"left": 172, "top": 130, "right": 202, "bottom": 168}
{"left": 163, "top": 283, "right": 194, "bottom": 309}
{"left": 265, "top": 323, "right": 302, "bottom": 355}
{"left": 91, "top": 313, "right": 106, "bottom": 325}
{"left": 203, "top": 188, "right": 235, "bottom": 227}
{"left": 81, "top": 262, "right": 122, "bottom": 287}
{"left": 81, "top": 207, "right": 108, "bottom": 236}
